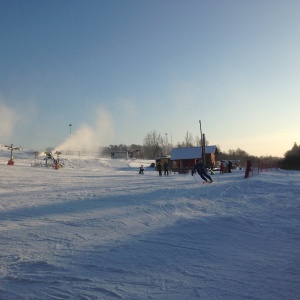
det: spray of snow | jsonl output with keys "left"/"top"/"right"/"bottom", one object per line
{"left": 54, "top": 107, "right": 114, "bottom": 153}
{"left": 0, "top": 101, "right": 21, "bottom": 139}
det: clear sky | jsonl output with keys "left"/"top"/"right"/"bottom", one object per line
{"left": 1, "top": 0, "right": 299, "bottom": 157}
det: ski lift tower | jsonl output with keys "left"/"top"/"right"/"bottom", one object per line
{"left": 5, "top": 144, "right": 21, "bottom": 164}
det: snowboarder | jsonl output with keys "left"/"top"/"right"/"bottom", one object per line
{"left": 228, "top": 161, "right": 233, "bottom": 173}
{"left": 157, "top": 162, "right": 162, "bottom": 176}
{"left": 192, "top": 159, "right": 213, "bottom": 183}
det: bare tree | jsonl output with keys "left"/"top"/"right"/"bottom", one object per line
{"left": 185, "top": 131, "right": 194, "bottom": 147}
{"left": 195, "top": 135, "right": 209, "bottom": 147}
{"left": 177, "top": 131, "right": 196, "bottom": 147}
{"left": 143, "top": 130, "right": 164, "bottom": 158}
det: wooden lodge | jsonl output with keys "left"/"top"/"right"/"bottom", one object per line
{"left": 170, "top": 146, "right": 218, "bottom": 173}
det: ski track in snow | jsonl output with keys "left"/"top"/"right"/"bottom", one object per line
{"left": 0, "top": 153, "right": 300, "bottom": 299}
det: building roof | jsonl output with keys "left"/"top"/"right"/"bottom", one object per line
{"left": 170, "top": 146, "right": 217, "bottom": 160}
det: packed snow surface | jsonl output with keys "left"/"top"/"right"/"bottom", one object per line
{"left": 0, "top": 152, "right": 299, "bottom": 299}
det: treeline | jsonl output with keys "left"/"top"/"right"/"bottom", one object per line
{"left": 100, "top": 129, "right": 285, "bottom": 169}
{"left": 102, "top": 130, "right": 171, "bottom": 159}
{"left": 58, "top": 129, "right": 296, "bottom": 170}
{"left": 101, "top": 143, "right": 281, "bottom": 168}
{"left": 216, "top": 148, "right": 257, "bottom": 167}
{"left": 279, "top": 142, "right": 300, "bottom": 170}
{"left": 101, "top": 144, "right": 144, "bottom": 156}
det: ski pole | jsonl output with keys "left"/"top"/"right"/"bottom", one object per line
{"left": 192, "top": 174, "right": 197, "bottom": 183}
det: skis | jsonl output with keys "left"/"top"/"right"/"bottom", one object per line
{"left": 192, "top": 174, "right": 214, "bottom": 185}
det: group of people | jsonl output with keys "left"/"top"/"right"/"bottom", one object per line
{"left": 155, "top": 159, "right": 212, "bottom": 183}
{"left": 219, "top": 160, "right": 233, "bottom": 174}
{"left": 156, "top": 161, "right": 169, "bottom": 176}
{"left": 140, "top": 159, "right": 229, "bottom": 183}
{"left": 139, "top": 161, "right": 169, "bottom": 176}
{"left": 140, "top": 162, "right": 169, "bottom": 176}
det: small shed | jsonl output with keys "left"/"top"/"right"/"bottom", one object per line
{"left": 170, "top": 146, "right": 218, "bottom": 173}
{"left": 111, "top": 151, "right": 129, "bottom": 159}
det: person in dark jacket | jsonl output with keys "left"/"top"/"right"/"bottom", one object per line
{"left": 163, "top": 161, "right": 169, "bottom": 176}
{"left": 139, "top": 165, "right": 144, "bottom": 174}
{"left": 192, "top": 159, "right": 213, "bottom": 183}
{"left": 157, "top": 162, "right": 162, "bottom": 176}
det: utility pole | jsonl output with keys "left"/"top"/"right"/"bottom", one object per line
{"left": 165, "top": 133, "right": 168, "bottom": 156}
{"left": 199, "top": 120, "right": 205, "bottom": 163}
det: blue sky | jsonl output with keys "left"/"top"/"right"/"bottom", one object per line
{"left": 1, "top": 0, "right": 299, "bottom": 157}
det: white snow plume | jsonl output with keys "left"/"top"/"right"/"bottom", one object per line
{"left": 0, "top": 101, "right": 21, "bottom": 139}
{"left": 54, "top": 107, "right": 114, "bottom": 154}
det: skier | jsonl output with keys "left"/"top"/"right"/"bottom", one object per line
{"left": 192, "top": 159, "right": 213, "bottom": 183}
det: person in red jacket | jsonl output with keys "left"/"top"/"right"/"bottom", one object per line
{"left": 220, "top": 161, "right": 224, "bottom": 174}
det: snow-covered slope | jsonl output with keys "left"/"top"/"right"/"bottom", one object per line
{"left": 0, "top": 151, "right": 299, "bottom": 299}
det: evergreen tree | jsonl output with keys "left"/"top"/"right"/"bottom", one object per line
{"left": 279, "top": 142, "right": 300, "bottom": 170}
